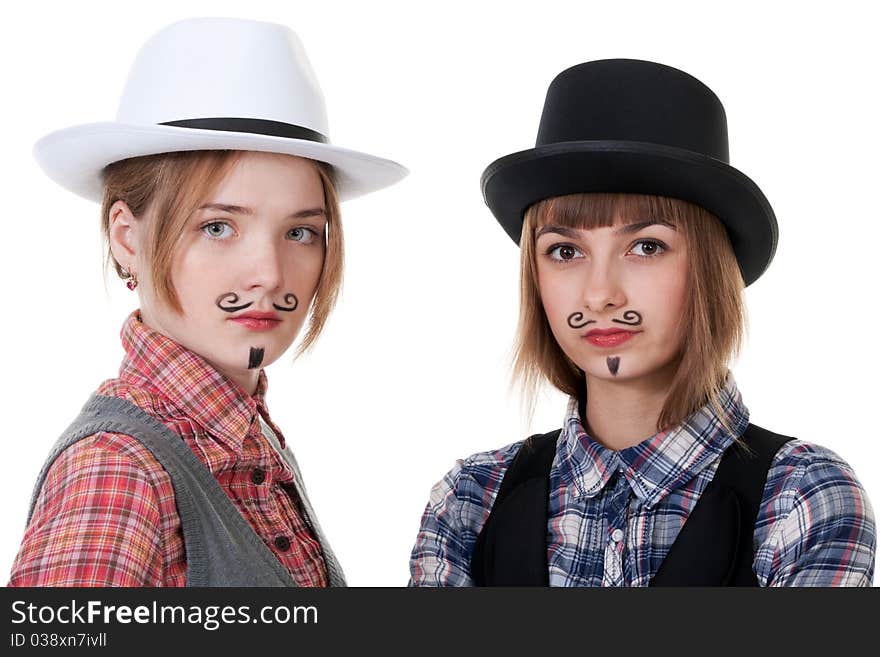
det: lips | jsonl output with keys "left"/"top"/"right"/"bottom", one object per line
{"left": 227, "top": 310, "right": 282, "bottom": 333}
{"left": 583, "top": 328, "right": 640, "bottom": 348}
{"left": 585, "top": 328, "right": 632, "bottom": 336}
{"left": 232, "top": 311, "right": 280, "bottom": 321}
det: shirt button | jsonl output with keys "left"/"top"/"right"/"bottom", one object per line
{"left": 274, "top": 535, "right": 291, "bottom": 552}
{"left": 251, "top": 467, "right": 266, "bottom": 485}
{"left": 611, "top": 528, "right": 624, "bottom": 543}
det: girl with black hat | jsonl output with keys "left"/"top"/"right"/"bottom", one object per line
{"left": 9, "top": 17, "right": 406, "bottom": 587}
{"left": 409, "top": 59, "right": 875, "bottom": 586}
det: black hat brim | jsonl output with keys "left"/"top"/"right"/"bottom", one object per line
{"left": 480, "top": 140, "right": 777, "bottom": 287}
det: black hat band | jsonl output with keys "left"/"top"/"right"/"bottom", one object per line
{"left": 160, "top": 117, "right": 327, "bottom": 144}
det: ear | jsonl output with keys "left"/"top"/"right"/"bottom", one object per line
{"left": 108, "top": 200, "right": 141, "bottom": 272}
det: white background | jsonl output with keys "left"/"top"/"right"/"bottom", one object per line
{"left": 1, "top": 0, "right": 877, "bottom": 586}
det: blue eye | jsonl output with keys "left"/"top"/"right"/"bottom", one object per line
{"left": 201, "top": 221, "right": 233, "bottom": 239}
{"left": 547, "top": 243, "right": 584, "bottom": 262}
{"left": 287, "top": 226, "right": 317, "bottom": 243}
{"left": 629, "top": 239, "right": 666, "bottom": 257}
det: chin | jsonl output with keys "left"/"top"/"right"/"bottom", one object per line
{"left": 579, "top": 354, "right": 655, "bottom": 381}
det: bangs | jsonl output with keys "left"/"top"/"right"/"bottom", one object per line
{"left": 530, "top": 193, "right": 689, "bottom": 232}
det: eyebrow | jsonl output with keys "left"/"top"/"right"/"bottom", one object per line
{"left": 536, "top": 219, "right": 676, "bottom": 239}
{"left": 198, "top": 203, "right": 326, "bottom": 219}
{"left": 615, "top": 219, "right": 676, "bottom": 235}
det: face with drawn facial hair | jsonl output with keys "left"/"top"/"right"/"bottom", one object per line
{"left": 114, "top": 151, "right": 327, "bottom": 394}
{"left": 535, "top": 216, "right": 688, "bottom": 387}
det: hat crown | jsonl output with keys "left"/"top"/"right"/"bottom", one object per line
{"left": 116, "top": 17, "right": 328, "bottom": 136}
{"left": 536, "top": 59, "right": 729, "bottom": 162}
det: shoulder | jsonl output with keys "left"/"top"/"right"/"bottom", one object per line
{"left": 73, "top": 383, "right": 187, "bottom": 483}
{"left": 96, "top": 378, "right": 177, "bottom": 421}
{"left": 424, "top": 439, "right": 526, "bottom": 532}
{"left": 763, "top": 437, "right": 871, "bottom": 506}
{"left": 36, "top": 430, "right": 173, "bottom": 518}
{"left": 437, "top": 429, "right": 563, "bottom": 502}
{"left": 34, "top": 381, "right": 192, "bottom": 519}
{"left": 754, "top": 436, "right": 876, "bottom": 586}
{"left": 51, "top": 430, "right": 169, "bottom": 481}
{"left": 13, "top": 432, "right": 176, "bottom": 587}
{"left": 432, "top": 440, "right": 525, "bottom": 503}
{"left": 409, "top": 439, "right": 530, "bottom": 586}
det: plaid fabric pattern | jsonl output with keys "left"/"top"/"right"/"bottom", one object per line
{"left": 409, "top": 374, "right": 876, "bottom": 586}
{"left": 10, "top": 309, "right": 328, "bottom": 587}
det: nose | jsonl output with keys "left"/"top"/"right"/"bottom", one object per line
{"left": 243, "top": 239, "right": 285, "bottom": 294}
{"left": 580, "top": 258, "right": 627, "bottom": 315}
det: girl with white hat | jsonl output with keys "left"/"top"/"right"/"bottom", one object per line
{"left": 409, "top": 59, "right": 875, "bottom": 587}
{"left": 9, "top": 17, "right": 406, "bottom": 586}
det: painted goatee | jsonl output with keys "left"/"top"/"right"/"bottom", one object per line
{"left": 248, "top": 347, "right": 265, "bottom": 370}
{"left": 606, "top": 356, "right": 620, "bottom": 376}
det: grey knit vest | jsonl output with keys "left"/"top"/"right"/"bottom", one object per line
{"left": 26, "top": 393, "right": 346, "bottom": 587}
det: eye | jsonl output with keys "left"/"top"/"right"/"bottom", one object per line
{"left": 629, "top": 239, "right": 666, "bottom": 257}
{"left": 287, "top": 226, "right": 318, "bottom": 244}
{"left": 201, "top": 221, "right": 234, "bottom": 239}
{"left": 546, "top": 243, "right": 584, "bottom": 262}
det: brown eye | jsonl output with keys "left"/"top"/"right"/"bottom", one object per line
{"left": 630, "top": 240, "right": 666, "bottom": 257}
{"left": 547, "top": 243, "right": 583, "bottom": 262}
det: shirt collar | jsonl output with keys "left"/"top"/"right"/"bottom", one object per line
{"left": 557, "top": 372, "right": 749, "bottom": 508}
{"left": 116, "top": 309, "right": 282, "bottom": 453}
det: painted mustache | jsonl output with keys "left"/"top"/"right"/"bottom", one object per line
{"left": 215, "top": 292, "right": 299, "bottom": 313}
{"left": 567, "top": 309, "right": 643, "bottom": 329}
{"left": 273, "top": 293, "right": 298, "bottom": 312}
{"left": 611, "top": 310, "right": 642, "bottom": 326}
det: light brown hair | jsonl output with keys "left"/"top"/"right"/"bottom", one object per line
{"left": 100, "top": 149, "right": 343, "bottom": 356}
{"left": 513, "top": 192, "right": 746, "bottom": 433}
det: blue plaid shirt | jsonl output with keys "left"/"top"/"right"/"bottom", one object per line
{"left": 409, "top": 374, "right": 876, "bottom": 586}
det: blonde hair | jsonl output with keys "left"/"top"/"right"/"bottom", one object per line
{"left": 513, "top": 192, "right": 746, "bottom": 433}
{"left": 100, "top": 149, "right": 344, "bottom": 356}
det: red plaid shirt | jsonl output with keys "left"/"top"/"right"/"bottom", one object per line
{"left": 9, "top": 309, "right": 329, "bottom": 587}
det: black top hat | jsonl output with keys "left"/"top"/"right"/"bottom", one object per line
{"left": 480, "top": 59, "right": 777, "bottom": 286}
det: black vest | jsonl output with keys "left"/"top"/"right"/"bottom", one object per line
{"left": 470, "top": 423, "right": 793, "bottom": 586}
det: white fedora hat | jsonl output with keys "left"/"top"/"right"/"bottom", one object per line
{"left": 33, "top": 16, "right": 408, "bottom": 203}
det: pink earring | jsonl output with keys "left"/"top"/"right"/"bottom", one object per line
{"left": 123, "top": 268, "right": 138, "bottom": 290}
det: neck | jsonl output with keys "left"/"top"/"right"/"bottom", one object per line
{"left": 582, "top": 359, "right": 678, "bottom": 451}
{"left": 220, "top": 367, "right": 260, "bottom": 397}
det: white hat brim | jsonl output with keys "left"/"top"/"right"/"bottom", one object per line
{"left": 33, "top": 121, "right": 408, "bottom": 203}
